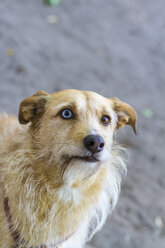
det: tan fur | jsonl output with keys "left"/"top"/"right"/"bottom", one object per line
{"left": 0, "top": 90, "right": 137, "bottom": 248}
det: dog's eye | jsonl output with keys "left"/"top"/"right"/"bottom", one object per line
{"left": 61, "top": 109, "right": 74, "bottom": 119}
{"left": 101, "top": 115, "right": 111, "bottom": 126}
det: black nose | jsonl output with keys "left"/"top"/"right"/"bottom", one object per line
{"left": 83, "top": 135, "right": 105, "bottom": 153}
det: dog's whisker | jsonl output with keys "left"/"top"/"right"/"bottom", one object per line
{"left": 59, "top": 157, "right": 72, "bottom": 178}
{"left": 54, "top": 143, "right": 70, "bottom": 144}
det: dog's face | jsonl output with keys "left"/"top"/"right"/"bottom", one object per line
{"left": 19, "top": 90, "right": 136, "bottom": 181}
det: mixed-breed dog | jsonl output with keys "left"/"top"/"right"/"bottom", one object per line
{"left": 0, "top": 89, "right": 137, "bottom": 248}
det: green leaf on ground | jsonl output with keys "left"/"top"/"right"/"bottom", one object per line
{"left": 142, "top": 108, "right": 153, "bottom": 118}
{"left": 44, "top": 0, "right": 61, "bottom": 6}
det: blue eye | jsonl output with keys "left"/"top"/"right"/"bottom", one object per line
{"left": 61, "top": 109, "right": 74, "bottom": 119}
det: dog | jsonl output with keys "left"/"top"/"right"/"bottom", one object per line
{"left": 0, "top": 89, "right": 137, "bottom": 248}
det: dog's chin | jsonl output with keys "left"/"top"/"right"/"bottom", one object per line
{"left": 61, "top": 153, "right": 107, "bottom": 181}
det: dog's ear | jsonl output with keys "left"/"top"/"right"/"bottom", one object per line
{"left": 110, "top": 97, "right": 137, "bottom": 134}
{"left": 19, "top": 90, "right": 49, "bottom": 124}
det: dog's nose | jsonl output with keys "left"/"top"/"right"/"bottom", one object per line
{"left": 83, "top": 135, "right": 105, "bottom": 153}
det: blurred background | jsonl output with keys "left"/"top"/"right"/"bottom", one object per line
{"left": 0, "top": 0, "right": 165, "bottom": 247}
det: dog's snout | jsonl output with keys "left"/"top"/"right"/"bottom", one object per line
{"left": 83, "top": 135, "right": 105, "bottom": 153}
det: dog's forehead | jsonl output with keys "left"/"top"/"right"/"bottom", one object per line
{"left": 51, "top": 90, "right": 112, "bottom": 111}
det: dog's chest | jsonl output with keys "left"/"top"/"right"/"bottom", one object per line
{"left": 7, "top": 167, "right": 109, "bottom": 246}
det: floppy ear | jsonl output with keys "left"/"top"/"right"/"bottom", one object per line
{"left": 110, "top": 97, "right": 137, "bottom": 134}
{"left": 19, "top": 90, "right": 49, "bottom": 124}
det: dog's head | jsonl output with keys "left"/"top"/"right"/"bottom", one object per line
{"left": 19, "top": 90, "right": 137, "bottom": 181}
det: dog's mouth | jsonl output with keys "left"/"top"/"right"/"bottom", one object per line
{"left": 72, "top": 155, "right": 100, "bottom": 163}
{"left": 64, "top": 155, "right": 100, "bottom": 163}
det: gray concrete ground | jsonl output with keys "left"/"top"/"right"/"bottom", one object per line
{"left": 0, "top": 0, "right": 165, "bottom": 247}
